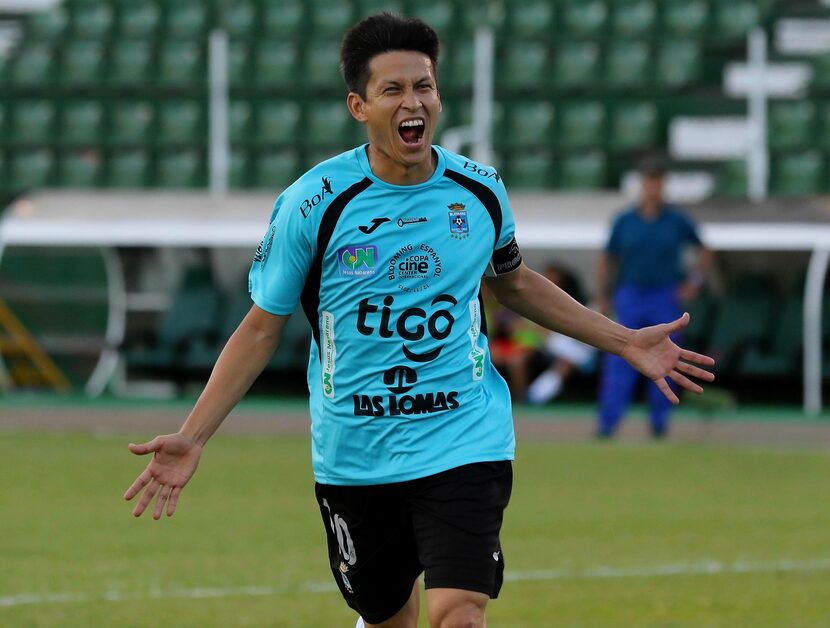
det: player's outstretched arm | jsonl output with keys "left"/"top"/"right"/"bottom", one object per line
{"left": 485, "top": 265, "right": 714, "bottom": 403}
{"left": 124, "top": 305, "right": 289, "bottom": 519}
{"left": 124, "top": 433, "right": 202, "bottom": 519}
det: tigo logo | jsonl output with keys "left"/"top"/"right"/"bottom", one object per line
{"left": 338, "top": 245, "right": 378, "bottom": 277}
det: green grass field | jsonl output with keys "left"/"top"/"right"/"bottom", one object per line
{"left": 1, "top": 428, "right": 829, "bottom": 627}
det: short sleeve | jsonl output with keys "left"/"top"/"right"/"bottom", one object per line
{"left": 678, "top": 211, "right": 703, "bottom": 246}
{"left": 248, "top": 192, "right": 315, "bottom": 315}
{"left": 487, "top": 178, "right": 523, "bottom": 276}
{"left": 605, "top": 214, "right": 624, "bottom": 255}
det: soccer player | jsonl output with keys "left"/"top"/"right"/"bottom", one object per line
{"left": 124, "top": 14, "right": 715, "bottom": 628}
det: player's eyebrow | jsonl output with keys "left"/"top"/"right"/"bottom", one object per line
{"left": 377, "top": 75, "right": 434, "bottom": 88}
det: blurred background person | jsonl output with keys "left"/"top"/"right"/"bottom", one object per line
{"left": 526, "top": 263, "right": 596, "bottom": 405}
{"left": 596, "top": 157, "right": 713, "bottom": 439}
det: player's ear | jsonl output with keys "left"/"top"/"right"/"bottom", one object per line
{"left": 347, "top": 92, "right": 368, "bottom": 122}
{"left": 437, "top": 90, "right": 442, "bottom": 113}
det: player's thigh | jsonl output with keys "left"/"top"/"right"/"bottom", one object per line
{"left": 315, "top": 482, "right": 422, "bottom": 625}
{"left": 409, "top": 461, "right": 513, "bottom": 598}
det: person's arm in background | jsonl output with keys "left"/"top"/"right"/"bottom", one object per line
{"left": 678, "top": 245, "right": 714, "bottom": 304}
{"left": 123, "top": 305, "right": 288, "bottom": 520}
{"left": 485, "top": 264, "right": 714, "bottom": 404}
{"left": 595, "top": 251, "right": 615, "bottom": 316}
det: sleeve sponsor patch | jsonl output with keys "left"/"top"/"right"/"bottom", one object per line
{"left": 486, "top": 237, "right": 522, "bottom": 276}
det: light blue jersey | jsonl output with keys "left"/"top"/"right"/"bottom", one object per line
{"left": 249, "top": 145, "right": 522, "bottom": 485}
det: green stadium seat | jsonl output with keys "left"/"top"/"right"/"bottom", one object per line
{"left": 357, "top": 0, "right": 405, "bottom": 20}
{"left": 408, "top": 2, "right": 455, "bottom": 38}
{"left": 156, "top": 100, "right": 204, "bottom": 145}
{"left": 70, "top": 2, "right": 113, "bottom": 38}
{"left": 502, "top": 101, "right": 555, "bottom": 148}
{"left": 165, "top": 1, "right": 209, "bottom": 38}
{"left": 10, "top": 100, "right": 55, "bottom": 143}
{"left": 817, "top": 102, "right": 830, "bottom": 149}
{"left": 558, "top": 101, "right": 605, "bottom": 148}
{"left": 0, "top": 150, "right": 6, "bottom": 190}
{"left": 655, "top": 40, "right": 702, "bottom": 90}
{"left": 262, "top": 0, "right": 305, "bottom": 37}
{"left": 229, "top": 100, "right": 253, "bottom": 143}
{"left": 560, "top": 0, "right": 608, "bottom": 36}
{"left": 770, "top": 150, "right": 823, "bottom": 197}
{"left": 308, "top": 0, "right": 354, "bottom": 37}
{"left": 257, "top": 101, "right": 302, "bottom": 144}
{"left": 712, "top": 0, "right": 760, "bottom": 41}
{"left": 256, "top": 41, "right": 299, "bottom": 87}
{"left": 558, "top": 151, "right": 607, "bottom": 189}
{"left": 304, "top": 101, "right": 357, "bottom": 147}
{"left": 303, "top": 41, "right": 343, "bottom": 88}
{"left": 58, "top": 149, "right": 103, "bottom": 187}
{"left": 228, "top": 40, "right": 252, "bottom": 87}
{"left": 59, "top": 40, "right": 105, "bottom": 85}
{"left": 504, "top": 150, "right": 553, "bottom": 189}
{"left": 109, "top": 101, "right": 154, "bottom": 145}
{"left": 8, "top": 44, "right": 54, "bottom": 85}
{"left": 811, "top": 54, "right": 830, "bottom": 94}
{"left": 0, "top": 102, "right": 5, "bottom": 139}
{"left": 458, "top": 2, "right": 505, "bottom": 33}
{"left": 61, "top": 100, "right": 105, "bottom": 144}
{"left": 229, "top": 148, "right": 250, "bottom": 188}
{"left": 499, "top": 41, "right": 549, "bottom": 92}
{"left": 611, "top": 0, "right": 656, "bottom": 38}
{"left": 509, "top": 1, "right": 555, "bottom": 38}
{"left": 553, "top": 41, "right": 601, "bottom": 90}
{"left": 605, "top": 40, "right": 651, "bottom": 90}
{"left": 108, "top": 40, "right": 153, "bottom": 86}
{"left": 156, "top": 149, "right": 204, "bottom": 188}
{"left": 107, "top": 149, "right": 151, "bottom": 187}
{"left": 445, "top": 40, "right": 475, "bottom": 90}
{"left": 714, "top": 160, "right": 748, "bottom": 197}
{"left": 157, "top": 41, "right": 204, "bottom": 86}
{"left": 253, "top": 150, "right": 300, "bottom": 188}
{"left": 608, "top": 101, "right": 659, "bottom": 151}
{"left": 768, "top": 101, "right": 816, "bottom": 150}
{"left": 707, "top": 290, "right": 774, "bottom": 373}
{"left": 738, "top": 295, "right": 803, "bottom": 377}
{"left": 117, "top": 1, "right": 161, "bottom": 38}
{"left": 662, "top": 0, "right": 709, "bottom": 37}
{"left": 10, "top": 149, "right": 54, "bottom": 189}
{"left": 218, "top": 1, "right": 257, "bottom": 36}
{"left": 26, "top": 6, "right": 68, "bottom": 38}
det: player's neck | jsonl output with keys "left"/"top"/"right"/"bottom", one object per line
{"left": 366, "top": 145, "right": 436, "bottom": 185}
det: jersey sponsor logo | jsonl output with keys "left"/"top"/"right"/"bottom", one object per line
{"left": 387, "top": 243, "right": 442, "bottom": 293}
{"left": 448, "top": 202, "right": 469, "bottom": 240}
{"left": 253, "top": 225, "right": 276, "bottom": 271}
{"left": 467, "top": 300, "right": 485, "bottom": 380}
{"left": 299, "top": 176, "right": 333, "bottom": 218}
{"left": 463, "top": 160, "right": 501, "bottom": 182}
{"left": 358, "top": 217, "right": 390, "bottom": 234}
{"left": 356, "top": 294, "right": 456, "bottom": 363}
{"left": 321, "top": 311, "right": 336, "bottom": 398}
{"left": 397, "top": 216, "right": 427, "bottom": 227}
{"left": 353, "top": 365, "right": 460, "bottom": 417}
{"left": 338, "top": 245, "right": 378, "bottom": 277}
{"left": 492, "top": 237, "right": 523, "bottom": 275}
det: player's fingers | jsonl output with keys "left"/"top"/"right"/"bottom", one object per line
{"left": 166, "top": 487, "right": 183, "bottom": 517}
{"left": 679, "top": 348, "right": 715, "bottom": 367}
{"left": 128, "top": 437, "right": 162, "bottom": 456}
{"left": 665, "top": 312, "right": 690, "bottom": 333}
{"left": 676, "top": 360, "right": 715, "bottom": 382}
{"left": 669, "top": 369, "right": 703, "bottom": 395}
{"left": 153, "top": 485, "right": 172, "bottom": 521}
{"left": 123, "top": 469, "right": 152, "bottom": 501}
{"left": 133, "top": 479, "right": 160, "bottom": 517}
{"left": 655, "top": 378, "right": 679, "bottom": 405}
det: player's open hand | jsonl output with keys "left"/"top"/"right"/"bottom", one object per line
{"left": 620, "top": 312, "right": 715, "bottom": 404}
{"left": 123, "top": 433, "right": 203, "bottom": 519}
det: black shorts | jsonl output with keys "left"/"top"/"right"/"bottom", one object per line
{"left": 315, "top": 461, "right": 513, "bottom": 624}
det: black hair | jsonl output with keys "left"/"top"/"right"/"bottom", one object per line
{"left": 340, "top": 12, "right": 440, "bottom": 99}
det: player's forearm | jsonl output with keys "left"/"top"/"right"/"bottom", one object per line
{"left": 179, "top": 310, "right": 288, "bottom": 446}
{"left": 487, "top": 265, "right": 633, "bottom": 356}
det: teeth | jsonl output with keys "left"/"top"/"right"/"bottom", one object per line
{"left": 400, "top": 120, "right": 424, "bottom": 127}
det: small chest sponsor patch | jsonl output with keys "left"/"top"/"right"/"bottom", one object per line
{"left": 337, "top": 245, "right": 378, "bottom": 277}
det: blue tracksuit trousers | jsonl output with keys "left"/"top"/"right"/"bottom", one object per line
{"left": 598, "top": 283, "right": 681, "bottom": 437}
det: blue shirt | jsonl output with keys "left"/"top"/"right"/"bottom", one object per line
{"left": 249, "top": 145, "right": 521, "bottom": 485}
{"left": 606, "top": 205, "right": 702, "bottom": 287}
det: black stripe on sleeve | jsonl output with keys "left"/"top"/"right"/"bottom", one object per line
{"left": 444, "top": 169, "right": 502, "bottom": 251}
{"left": 300, "top": 177, "right": 373, "bottom": 355}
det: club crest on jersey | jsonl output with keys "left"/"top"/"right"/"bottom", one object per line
{"left": 448, "top": 203, "right": 469, "bottom": 240}
{"left": 337, "top": 245, "right": 378, "bottom": 277}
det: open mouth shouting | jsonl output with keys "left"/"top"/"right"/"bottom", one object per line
{"left": 398, "top": 117, "right": 426, "bottom": 147}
